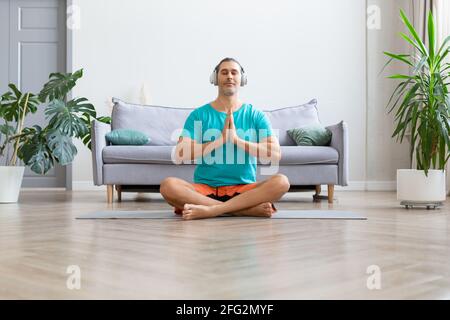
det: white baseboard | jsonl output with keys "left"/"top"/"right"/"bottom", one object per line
{"left": 21, "top": 187, "right": 67, "bottom": 191}
{"left": 336, "top": 181, "right": 396, "bottom": 191}
{"left": 73, "top": 181, "right": 106, "bottom": 191}
{"left": 70, "top": 180, "right": 397, "bottom": 191}
{"left": 365, "top": 181, "right": 397, "bottom": 191}
{"left": 335, "top": 181, "right": 366, "bottom": 191}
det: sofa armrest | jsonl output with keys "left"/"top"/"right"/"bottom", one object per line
{"left": 326, "top": 121, "right": 348, "bottom": 186}
{"left": 91, "top": 119, "right": 111, "bottom": 186}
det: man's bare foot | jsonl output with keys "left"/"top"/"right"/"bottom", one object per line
{"left": 182, "top": 202, "right": 276, "bottom": 220}
{"left": 234, "top": 202, "right": 275, "bottom": 217}
{"left": 182, "top": 204, "right": 219, "bottom": 220}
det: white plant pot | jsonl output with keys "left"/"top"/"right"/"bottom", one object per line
{"left": 397, "top": 169, "right": 446, "bottom": 202}
{"left": 0, "top": 166, "right": 25, "bottom": 203}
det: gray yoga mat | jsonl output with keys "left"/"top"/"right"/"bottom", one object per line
{"left": 76, "top": 210, "right": 366, "bottom": 220}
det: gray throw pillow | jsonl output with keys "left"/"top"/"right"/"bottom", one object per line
{"left": 287, "top": 125, "right": 332, "bottom": 146}
{"left": 106, "top": 129, "right": 150, "bottom": 145}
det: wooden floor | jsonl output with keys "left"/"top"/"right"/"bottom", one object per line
{"left": 0, "top": 190, "right": 449, "bottom": 299}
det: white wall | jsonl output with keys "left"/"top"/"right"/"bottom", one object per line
{"left": 367, "top": 0, "right": 412, "bottom": 190}
{"left": 70, "top": 0, "right": 407, "bottom": 190}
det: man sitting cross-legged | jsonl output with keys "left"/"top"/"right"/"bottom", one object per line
{"left": 160, "top": 57, "right": 290, "bottom": 220}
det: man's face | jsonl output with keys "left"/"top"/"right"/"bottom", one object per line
{"left": 217, "top": 61, "right": 242, "bottom": 96}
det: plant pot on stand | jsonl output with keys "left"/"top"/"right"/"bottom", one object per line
{"left": 0, "top": 69, "right": 111, "bottom": 204}
{"left": 384, "top": 10, "right": 450, "bottom": 210}
{"left": 0, "top": 166, "right": 24, "bottom": 203}
{"left": 397, "top": 169, "right": 446, "bottom": 209}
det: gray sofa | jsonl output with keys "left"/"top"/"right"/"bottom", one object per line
{"left": 91, "top": 98, "right": 348, "bottom": 203}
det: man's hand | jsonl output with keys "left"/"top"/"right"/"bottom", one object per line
{"left": 221, "top": 112, "right": 231, "bottom": 144}
{"left": 223, "top": 110, "right": 281, "bottom": 162}
{"left": 227, "top": 110, "right": 240, "bottom": 144}
{"left": 220, "top": 110, "right": 239, "bottom": 144}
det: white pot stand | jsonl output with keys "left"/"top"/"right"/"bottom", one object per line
{"left": 400, "top": 200, "right": 443, "bottom": 210}
{"left": 397, "top": 169, "right": 446, "bottom": 210}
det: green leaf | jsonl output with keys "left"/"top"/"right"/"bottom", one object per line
{"left": 80, "top": 116, "right": 111, "bottom": 150}
{"left": 387, "top": 74, "right": 413, "bottom": 80}
{"left": 44, "top": 99, "right": 89, "bottom": 137}
{"left": 27, "top": 145, "right": 54, "bottom": 175}
{"left": 399, "top": 32, "right": 425, "bottom": 56}
{"left": 17, "top": 126, "right": 54, "bottom": 175}
{"left": 0, "top": 85, "right": 40, "bottom": 122}
{"left": 0, "top": 124, "right": 15, "bottom": 135}
{"left": 46, "top": 129, "right": 77, "bottom": 165}
{"left": 68, "top": 98, "right": 96, "bottom": 117}
{"left": 409, "top": 104, "right": 420, "bottom": 161}
{"left": 8, "top": 83, "right": 22, "bottom": 98}
{"left": 400, "top": 9, "right": 428, "bottom": 57}
{"left": 386, "top": 80, "right": 411, "bottom": 112}
{"left": 383, "top": 51, "right": 413, "bottom": 66}
{"left": 96, "top": 116, "right": 111, "bottom": 124}
{"left": 435, "top": 48, "right": 449, "bottom": 68}
{"left": 39, "top": 69, "right": 83, "bottom": 102}
{"left": 379, "top": 53, "right": 410, "bottom": 75}
{"left": 413, "top": 55, "right": 428, "bottom": 73}
{"left": 427, "top": 11, "right": 435, "bottom": 63}
{"left": 436, "top": 35, "right": 450, "bottom": 57}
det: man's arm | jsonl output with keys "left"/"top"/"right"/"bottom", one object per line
{"left": 174, "top": 136, "right": 223, "bottom": 162}
{"left": 175, "top": 114, "right": 232, "bottom": 162}
{"left": 227, "top": 110, "right": 281, "bottom": 163}
{"left": 235, "top": 135, "right": 281, "bottom": 163}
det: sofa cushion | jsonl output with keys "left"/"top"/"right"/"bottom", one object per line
{"left": 106, "top": 129, "right": 150, "bottom": 145}
{"left": 263, "top": 99, "right": 321, "bottom": 146}
{"left": 287, "top": 125, "right": 332, "bottom": 146}
{"left": 103, "top": 146, "right": 178, "bottom": 164}
{"left": 102, "top": 145, "right": 338, "bottom": 165}
{"left": 278, "top": 146, "right": 338, "bottom": 164}
{"left": 111, "top": 98, "right": 194, "bottom": 146}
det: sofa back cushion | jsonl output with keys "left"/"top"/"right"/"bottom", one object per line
{"left": 263, "top": 99, "right": 321, "bottom": 146}
{"left": 112, "top": 98, "right": 194, "bottom": 146}
{"left": 112, "top": 98, "right": 321, "bottom": 146}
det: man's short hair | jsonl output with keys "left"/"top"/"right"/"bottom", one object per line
{"left": 215, "top": 57, "right": 245, "bottom": 74}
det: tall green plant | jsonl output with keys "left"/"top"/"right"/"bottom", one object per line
{"left": 0, "top": 69, "right": 111, "bottom": 174}
{"left": 384, "top": 10, "right": 450, "bottom": 175}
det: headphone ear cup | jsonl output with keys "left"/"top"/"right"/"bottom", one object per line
{"left": 241, "top": 73, "right": 247, "bottom": 87}
{"left": 210, "top": 70, "right": 217, "bottom": 85}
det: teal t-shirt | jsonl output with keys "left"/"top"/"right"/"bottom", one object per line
{"left": 180, "top": 103, "right": 273, "bottom": 187}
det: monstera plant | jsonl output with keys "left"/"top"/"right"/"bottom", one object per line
{"left": 0, "top": 69, "right": 110, "bottom": 202}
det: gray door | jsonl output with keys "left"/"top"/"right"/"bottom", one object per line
{"left": 0, "top": 0, "right": 67, "bottom": 188}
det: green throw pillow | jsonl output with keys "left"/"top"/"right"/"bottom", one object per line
{"left": 287, "top": 125, "right": 332, "bottom": 146}
{"left": 106, "top": 129, "right": 150, "bottom": 145}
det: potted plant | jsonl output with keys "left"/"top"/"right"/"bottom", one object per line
{"left": 384, "top": 10, "right": 450, "bottom": 207}
{"left": 0, "top": 69, "right": 110, "bottom": 203}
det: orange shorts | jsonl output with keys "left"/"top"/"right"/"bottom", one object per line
{"left": 173, "top": 182, "right": 277, "bottom": 215}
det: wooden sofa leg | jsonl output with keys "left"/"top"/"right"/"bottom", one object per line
{"left": 327, "top": 184, "right": 334, "bottom": 204}
{"left": 315, "top": 185, "right": 321, "bottom": 195}
{"left": 313, "top": 185, "right": 322, "bottom": 202}
{"left": 115, "top": 185, "right": 122, "bottom": 202}
{"left": 107, "top": 185, "right": 114, "bottom": 204}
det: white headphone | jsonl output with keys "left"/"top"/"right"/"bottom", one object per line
{"left": 209, "top": 59, "right": 247, "bottom": 87}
